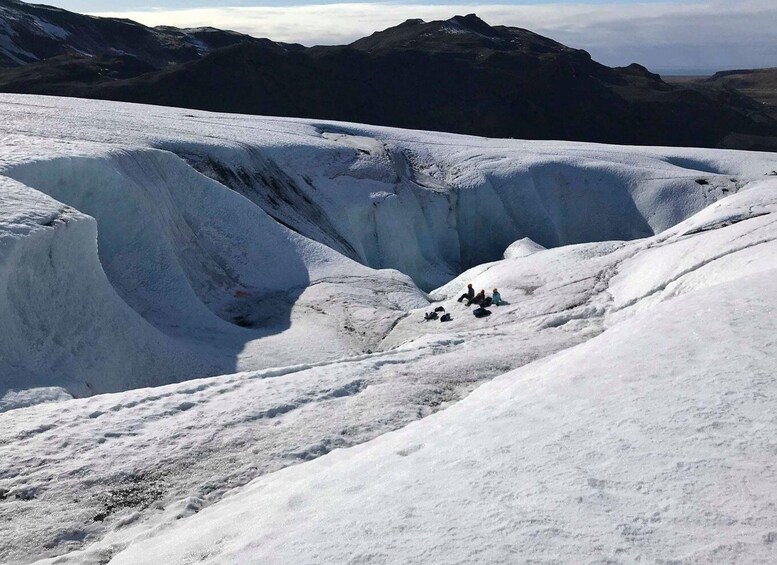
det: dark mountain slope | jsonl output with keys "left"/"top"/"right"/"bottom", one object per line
{"left": 1, "top": 5, "right": 775, "bottom": 149}
{"left": 704, "top": 68, "right": 777, "bottom": 118}
{"left": 75, "top": 15, "right": 777, "bottom": 149}
{"left": 0, "top": 53, "right": 157, "bottom": 92}
{"left": 351, "top": 14, "right": 577, "bottom": 56}
{"left": 0, "top": 0, "right": 260, "bottom": 68}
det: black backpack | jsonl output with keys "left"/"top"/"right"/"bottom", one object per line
{"left": 473, "top": 307, "right": 491, "bottom": 318}
{"left": 440, "top": 313, "right": 452, "bottom": 322}
{"left": 424, "top": 311, "right": 439, "bottom": 321}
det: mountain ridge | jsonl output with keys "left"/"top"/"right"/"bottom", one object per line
{"left": 1, "top": 2, "right": 776, "bottom": 150}
{"left": 0, "top": 0, "right": 279, "bottom": 68}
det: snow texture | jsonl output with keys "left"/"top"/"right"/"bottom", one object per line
{"left": 0, "top": 94, "right": 776, "bottom": 564}
{"left": 503, "top": 236, "right": 546, "bottom": 259}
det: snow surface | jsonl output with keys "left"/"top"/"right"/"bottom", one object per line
{"left": 503, "top": 236, "right": 546, "bottom": 259}
{"left": 109, "top": 267, "right": 777, "bottom": 565}
{"left": 0, "top": 94, "right": 776, "bottom": 563}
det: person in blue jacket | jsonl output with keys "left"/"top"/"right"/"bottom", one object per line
{"left": 491, "top": 288, "right": 503, "bottom": 306}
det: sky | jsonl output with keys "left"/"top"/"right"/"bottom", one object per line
{"left": 49, "top": 0, "right": 777, "bottom": 72}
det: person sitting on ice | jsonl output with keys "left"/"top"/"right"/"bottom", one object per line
{"left": 457, "top": 283, "right": 475, "bottom": 303}
{"left": 467, "top": 289, "right": 486, "bottom": 306}
{"left": 491, "top": 288, "right": 503, "bottom": 306}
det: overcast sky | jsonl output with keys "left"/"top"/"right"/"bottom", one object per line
{"left": 50, "top": 0, "right": 777, "bottom": 72}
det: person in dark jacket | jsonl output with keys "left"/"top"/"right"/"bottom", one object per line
{"left": 457, "top": 283, "right": 475, "bottom": 303}
{"left": 467, "top": 289, "right": 486, "bottom": 306}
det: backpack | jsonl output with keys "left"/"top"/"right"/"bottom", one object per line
{"left": 434, "top": 306, "right": 446, "bottom": 312}
{"left": 440, "top": 313, "right": 452, "bottom": 322}
{"left": 473, "top": 307, "right": 491, "bottom": 318}
{"left": 424, "top": 311, "right": 439, "bottom": 321}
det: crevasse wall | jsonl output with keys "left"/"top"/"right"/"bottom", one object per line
{"left": 0, "top": 148, "right": 430, "bottom": 400}
{"left": 0, "top": 178, "right": 218, "bottom": 398}
{"left": 0, "top": 129, "right": 759, "bottom": 399}
{"left": 174, "top": 132, "right": 743, "bottom": 290}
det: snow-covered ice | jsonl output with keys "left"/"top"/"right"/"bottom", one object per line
{"left": 502, "top": 236, "right": 546, "bottom": 259}
{"left": 109, "top": 267, "right": 777, "bottom": 565}
{"left": 0, "top": 94, "right": 776, "bottom": 563}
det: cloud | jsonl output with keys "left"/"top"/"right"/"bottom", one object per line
{"left": 90, "top": 1, "right": 777, "bottom": 70}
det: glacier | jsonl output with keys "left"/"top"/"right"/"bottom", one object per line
{"left": 0, "top": 94, "right": 776, "bottom": 564}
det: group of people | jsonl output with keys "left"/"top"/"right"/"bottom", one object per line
{"left": 422, "top": 283, "right": 504, "bottom": 323}
{"left": 457, "top": 284, "right": 503, "bottom": 307}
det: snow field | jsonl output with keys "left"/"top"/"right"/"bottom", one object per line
{"left": 0, "top": 94, "right": 776, "bottom": 563}
{"left": 7, "top": 179, "right": 777, "bottom": 562}
{"left": 1, "top": 326, "right": 581, "bottom": 563}
{"left": 3, "top": 94, "right": 770, "bottom": 399}
{"left": 110, "top": 267, "right": 777, "bottom": 564}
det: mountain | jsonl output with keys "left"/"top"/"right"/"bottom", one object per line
{"left": 349, "top": 13, "right": 574, "bottom": 54}
{"left": 664, "top": 68, "right": 777, "bottom": 149}
{"left": 0, "top": 0, "right": 268, "bottom": 68}
{"left": 1, "top": 3, "right": 776, "bottom": 149}
{"left": 704, "top": 68, "right": 777, "bottom": 117}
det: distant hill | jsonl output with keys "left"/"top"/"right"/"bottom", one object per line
{"left": 705, "top": 68, "right": 777, "bottom": 117}
{"left": 665, "top": 68, "right": 777, "bottom": 116}
{"left": 0, "top": 0, "right": 281, "bottom": 68}
{"left": 1, "top": 3, "right": 776, "bottom": 150}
